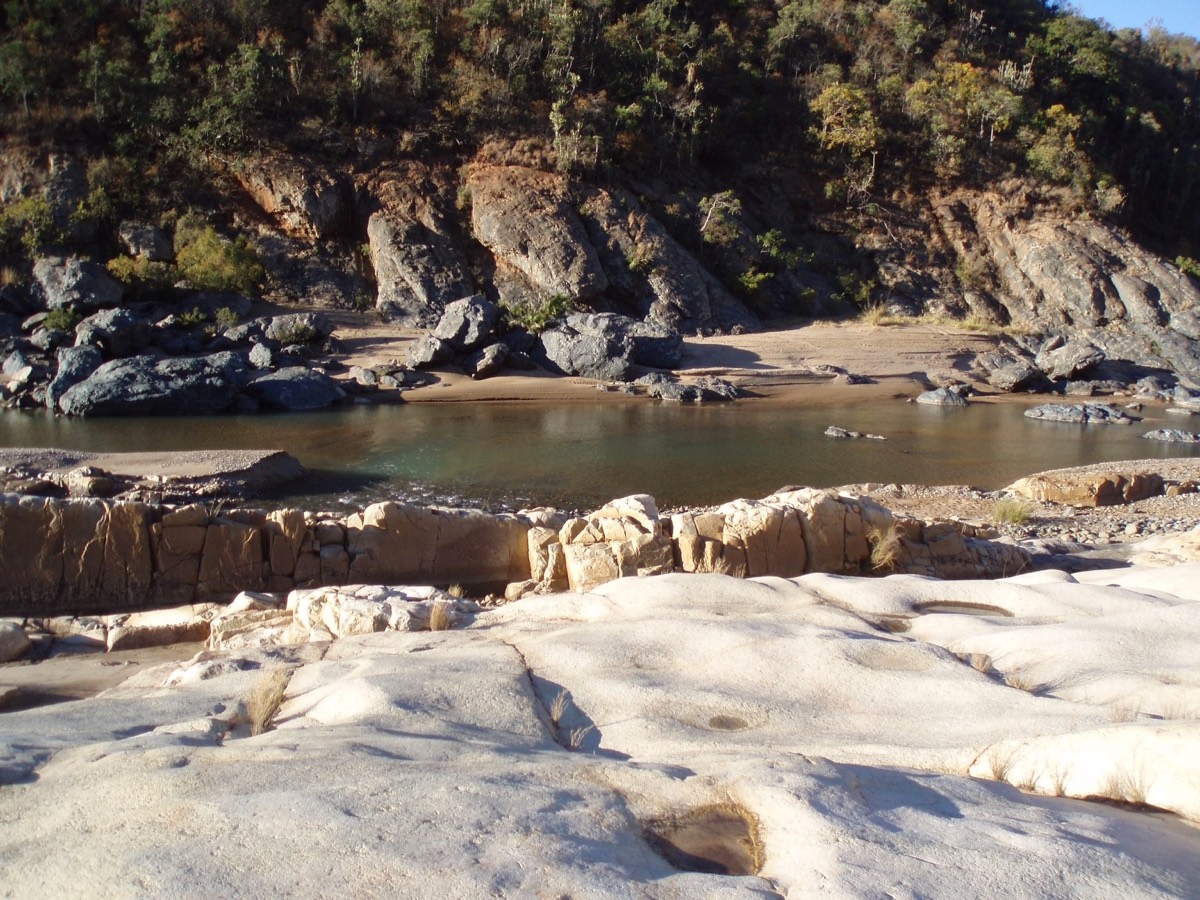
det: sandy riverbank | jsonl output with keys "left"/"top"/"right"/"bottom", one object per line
{"left": 328, "top": 312, "right": 1006, "bottom": 405}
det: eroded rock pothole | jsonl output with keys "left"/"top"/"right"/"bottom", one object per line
{"left": 643, "top": 804, "right": 763, "bottom": 876}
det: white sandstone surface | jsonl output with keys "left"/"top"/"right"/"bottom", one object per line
{"left": 2, "top": 566, "right": 1199, "bottom": 897}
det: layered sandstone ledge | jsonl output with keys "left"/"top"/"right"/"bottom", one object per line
{"left": 0, "top": 489, "right": 1027, "bottom": 618}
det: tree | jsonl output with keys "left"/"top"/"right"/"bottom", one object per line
{"left": 810, "top": 82, "right": 880, "bottom": 155}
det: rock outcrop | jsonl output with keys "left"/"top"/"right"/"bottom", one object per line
{"left": 1009, "top": 470, "right": 1165, "bottom": 507}
{"left": 365, "top": 164, "right": 475, "bottom": 324}
{"left": 0, "top": 490, "right": 1029, "bottom": 617}
{"left": 58, "top": 352, "right": 251, "bottom": 416}
{"left": 234, "top": 153, "right": 351, "bottom": 240}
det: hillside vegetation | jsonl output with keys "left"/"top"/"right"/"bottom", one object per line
{"left": 3, "top": 1, "right": 1200, "bottom": 322}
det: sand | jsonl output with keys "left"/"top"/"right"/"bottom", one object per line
{"left": 328, "top": 312, "right": 1006, "bottom": 405}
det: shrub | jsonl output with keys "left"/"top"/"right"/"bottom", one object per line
{"left": 272, "top": 321, "right": 320, "bottom": 345}
{"left": 107, "top": 255, "right": 177, "bottom": 292}
{"left": 174, "top": 212, "right": 264, "bottom": 296}
{"left": 0, "top": 196, "right": 60, "bottom": 256}
{"left": 502, "top": 292, "right": 574, "bottom": 335}
{"left": 42, "top": 307, "right": 80, "bottom": 333}
{"left": 1176, "top": 256, "right": 1200, "bottom": 280}
{"left": 214, "top": 306, "right": 241, "bottom": 330}
{"left": 175, "top": 307, "right": 208, "bottom": 329}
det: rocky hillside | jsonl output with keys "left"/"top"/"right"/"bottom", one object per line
{"left": 3, "top": 1, "right": 1200, "bottom": 387}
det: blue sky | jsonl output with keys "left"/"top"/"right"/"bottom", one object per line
{"left": 1071, "top": 1, "right": 1200, "bottom": 38}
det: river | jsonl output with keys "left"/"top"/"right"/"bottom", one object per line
{"left": 2, "top": 399, "right": 1198, "bottom": 511}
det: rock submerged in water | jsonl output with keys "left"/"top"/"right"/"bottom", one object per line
{"left": 916, "top": 387, "right": 969, "bottom": 407}
{"left": 1143, "top": 428, "right": 1200, "bottom": 443}
{"left": 1023, "top": 403, "right": 1138, "bottom": 425}
{"left": 824, "top": 426, "right": 886, "bottom": 440}
{"left": 244, "top": 367, "right": 345, "bottom": 411}
{"left": 537, "top": 312, "right": 682, "bottom": 382}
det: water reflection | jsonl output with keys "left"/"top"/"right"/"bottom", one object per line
{"left": 2, "top": 400, "right": 1197, "bottom": 511}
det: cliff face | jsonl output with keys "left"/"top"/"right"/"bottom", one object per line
{"left": 6, "top": 144, "right": 1200, "bottom": 377}
{"left": 933, "top": 188, "right": 1200, "bottom": 375}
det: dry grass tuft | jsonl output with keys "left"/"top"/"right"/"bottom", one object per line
{"left": 447, "top": 584, "right": 467, "bottom": 598}
{"left": 1108, "top": 700, "right": 1143, "bottom": 723}
{"left": 549, "top": 689, "right": 569, "bottom": 729}
{"left": 1002, "top": 663, "right": 1044, "bottom": 693}
{"left": 984, "top": 744, "right": 1019, "bottom": 782}
{"left": 1048, "top": 764, "right": 1069, "bottom": 798}
{"left": 1102, "top": 763, "right": 1151, "bottom": 807}
{"left": 993, "top": 497, "right": 1034, "bottom": 526}
{"left": 868, "top": 525, "right": 901, "bottom": 572}
{"left": 568, "top": 725, "right": 595, "bottom": 751}
{"left": 429, "top": 601, "right": 455, "bottom": 632}
{"left": 245, "top": 664, "right": 289, "bottom": 736}
{"left": 956, "top": 651, "right": 993, "bottom": 674}
{"left": 859, "top": 301, "right": 890, "bottom": 327}
{"left": 0, "top": 266, "right": 21, "bottom": 287}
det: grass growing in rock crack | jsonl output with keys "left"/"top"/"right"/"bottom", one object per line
{"left": 245, "top": 664, "right": 289, "bottom": 736}
{"left": 549, "top": 689, "right": 569, "bottom": 730}
{"left": 984, "top": 744, "right": 1020, "bottom": 782}
{"left": 568, "top": 725, "right": 595, "bottom": 751}
{"left": 868, "top": 525, "right": 901, "bottom": 572}
{"left": 1101, "top": 763, "right": 1152, "bottom": 808}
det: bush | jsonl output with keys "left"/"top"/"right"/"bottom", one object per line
{"left": 42, "top": 307, "right": 80, "bottom": 333}
{"left": 175, "top": 307, "right": 208, "bottom": 329}
{"left": 214, "top": 306, "right": 241, "bottom": 330}
{"left": 174, "top": 213, "right": 264, "bottom": 296}
{"left": 502, "top": 292, "right": 574, "bottom": 335}
{"left": 1176, "top": 256, "right": 1200, "bottom": 280}
{"left": 0, "top": 197, "right": 61, "bottom": 256}
{"left": 107, "top": 255, "right": 177, "bottom": 292}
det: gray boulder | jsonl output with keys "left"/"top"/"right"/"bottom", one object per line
{"left": 433, "top": 295, "right": 501, "bottom": 352}
{"left": 537, "top": 312, "right": 681, "bottom": 382}
{"left": 47, "top": 346, "right": 102, "bottom": 410}
{"left": 1023, "top": 403, "right": 1137, "bottom": 425}
{"left": 264, "top": 312, "right": 333, "bottom": 345}
{"left": 638, "top": 372, "right": 740, "bottom": 402}
{"left": 916, "top": 387, "right": 969, "bottom": 407}
{"left": 1143, "top": 429, "right": 1200, "bottom": 443}
{"left": 464, "top": 343, "right": 507, "bottom": 380}
{"left": 33, "top": 256, "right": 124, "bottom": 311}
{"left": 75, "top": 307, "right": 152, "bottom": 357}
{"left": 59, "top": 352, "right": 250, "bottom": 416}
{"left": 248, "top": 342, "right": 274, "bottom": 369}
{"left": 0, "top": 621, "right": 30, "bottom": 663}
{"left": 243, "top": 367, "right": 345, "bottom": 410}
{"left": 407, "top": 335, "right": 454, "bottom": 369}
{"left": 118, "top": 222, "right": 173, "bottom": 261}
{"left": 1035, "top": 338, "right": 1105, "bottom": 381}
{"left": 2, "top": 350, "right": 33, "bottom": 376}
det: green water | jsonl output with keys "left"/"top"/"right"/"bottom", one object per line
{"left": 2, "top": 400, "right": 1197, "bottom": 511}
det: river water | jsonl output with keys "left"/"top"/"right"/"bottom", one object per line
{"left": 2, "top": 399, "right": 1198, "bottom": 511}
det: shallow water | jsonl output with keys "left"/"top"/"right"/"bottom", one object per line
{"left": 2, "top": 399, "right": 1198, "bottom": 511}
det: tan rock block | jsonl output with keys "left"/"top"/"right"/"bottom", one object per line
{"left": 799, "top": 490, "right": 846, "bottom": 574}
{"left": 563, "top": 542, "right": 620, "bottom": 592}
{"left": 159, "top": 524, "right": 208, "bottom": 557}
{"left": 266, "top": 509, "right": 306, "bottom": 577}
{"left": 319, "top": 544, "right": 350, "bottom": 584}
{"left": 293, "top": 552, "right": 320, "bottom": 586}
{"left": 0, "top": 495, "right": 64, "bottom": 612}
{"left": 162, "top": 504, "right": 208, "bottom": 527}
{"left": 197, "top": 520, "right": 264, "bottom": 600}
{"left": 100, "top": 502, "right": 154, "bottom": 606}
{"left": 528, "top": 526, "right": 560, "bottom": 582}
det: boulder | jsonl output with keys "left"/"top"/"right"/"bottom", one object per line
{"left": 1023, "top": 403, "right": 1137, "bottom": 425}
{"left": 916, "top": 387, "right": 969, "bottom": 406}
{"left": 118, "top": 222, "right": 173, "bottom": 261}
{"left": 58, "top": 352, "right": 250, "bottom": 416}
{"left": 33, "top": 256, "right": 124, "bottom": 311}
{"left": 1143, "top": 429, "right": 1200, "bottom": 443}
{"left": 537, "top": 313, "right": 681, "bottom": 382}
{"left": 1035, "top": 338, "right": 1105, "bottom": 381}
{"left": 1009, "top": 471, "right": 1165, "bottom": 507}
{"left": 46, "top": 346, "right": 101, "bottom": 410}
{"left": 244, "top": 367, "right": 345, "bottom": 411}
{"left": 74, "top": 307, "right": 152, "bottom": 357}
{"left": 0, "top": 621, "right": 30, "bottom": 663}
{"left": 248, "top": 342, "right": 274, "bottom": 370}
{"left": 469, "top": 165, "right": 609, "bottom": 304}
{"left": 264, "top": 313, "right": 333, "bottom": 345}
{"left": 362, "top": 165, "right": 476, "bottom": 324}
{"left": 406, "top": 334, "right": 454, "bottom": 369}
{"left": 432, "top": 295, "right": 501, "bottom": 351}
{"left": 464, "top": 343, "right": 507, "bottom": 379}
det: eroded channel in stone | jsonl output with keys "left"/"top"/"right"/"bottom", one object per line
{"left": 643, "top": 804, "right": 763, "bottom": 876}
